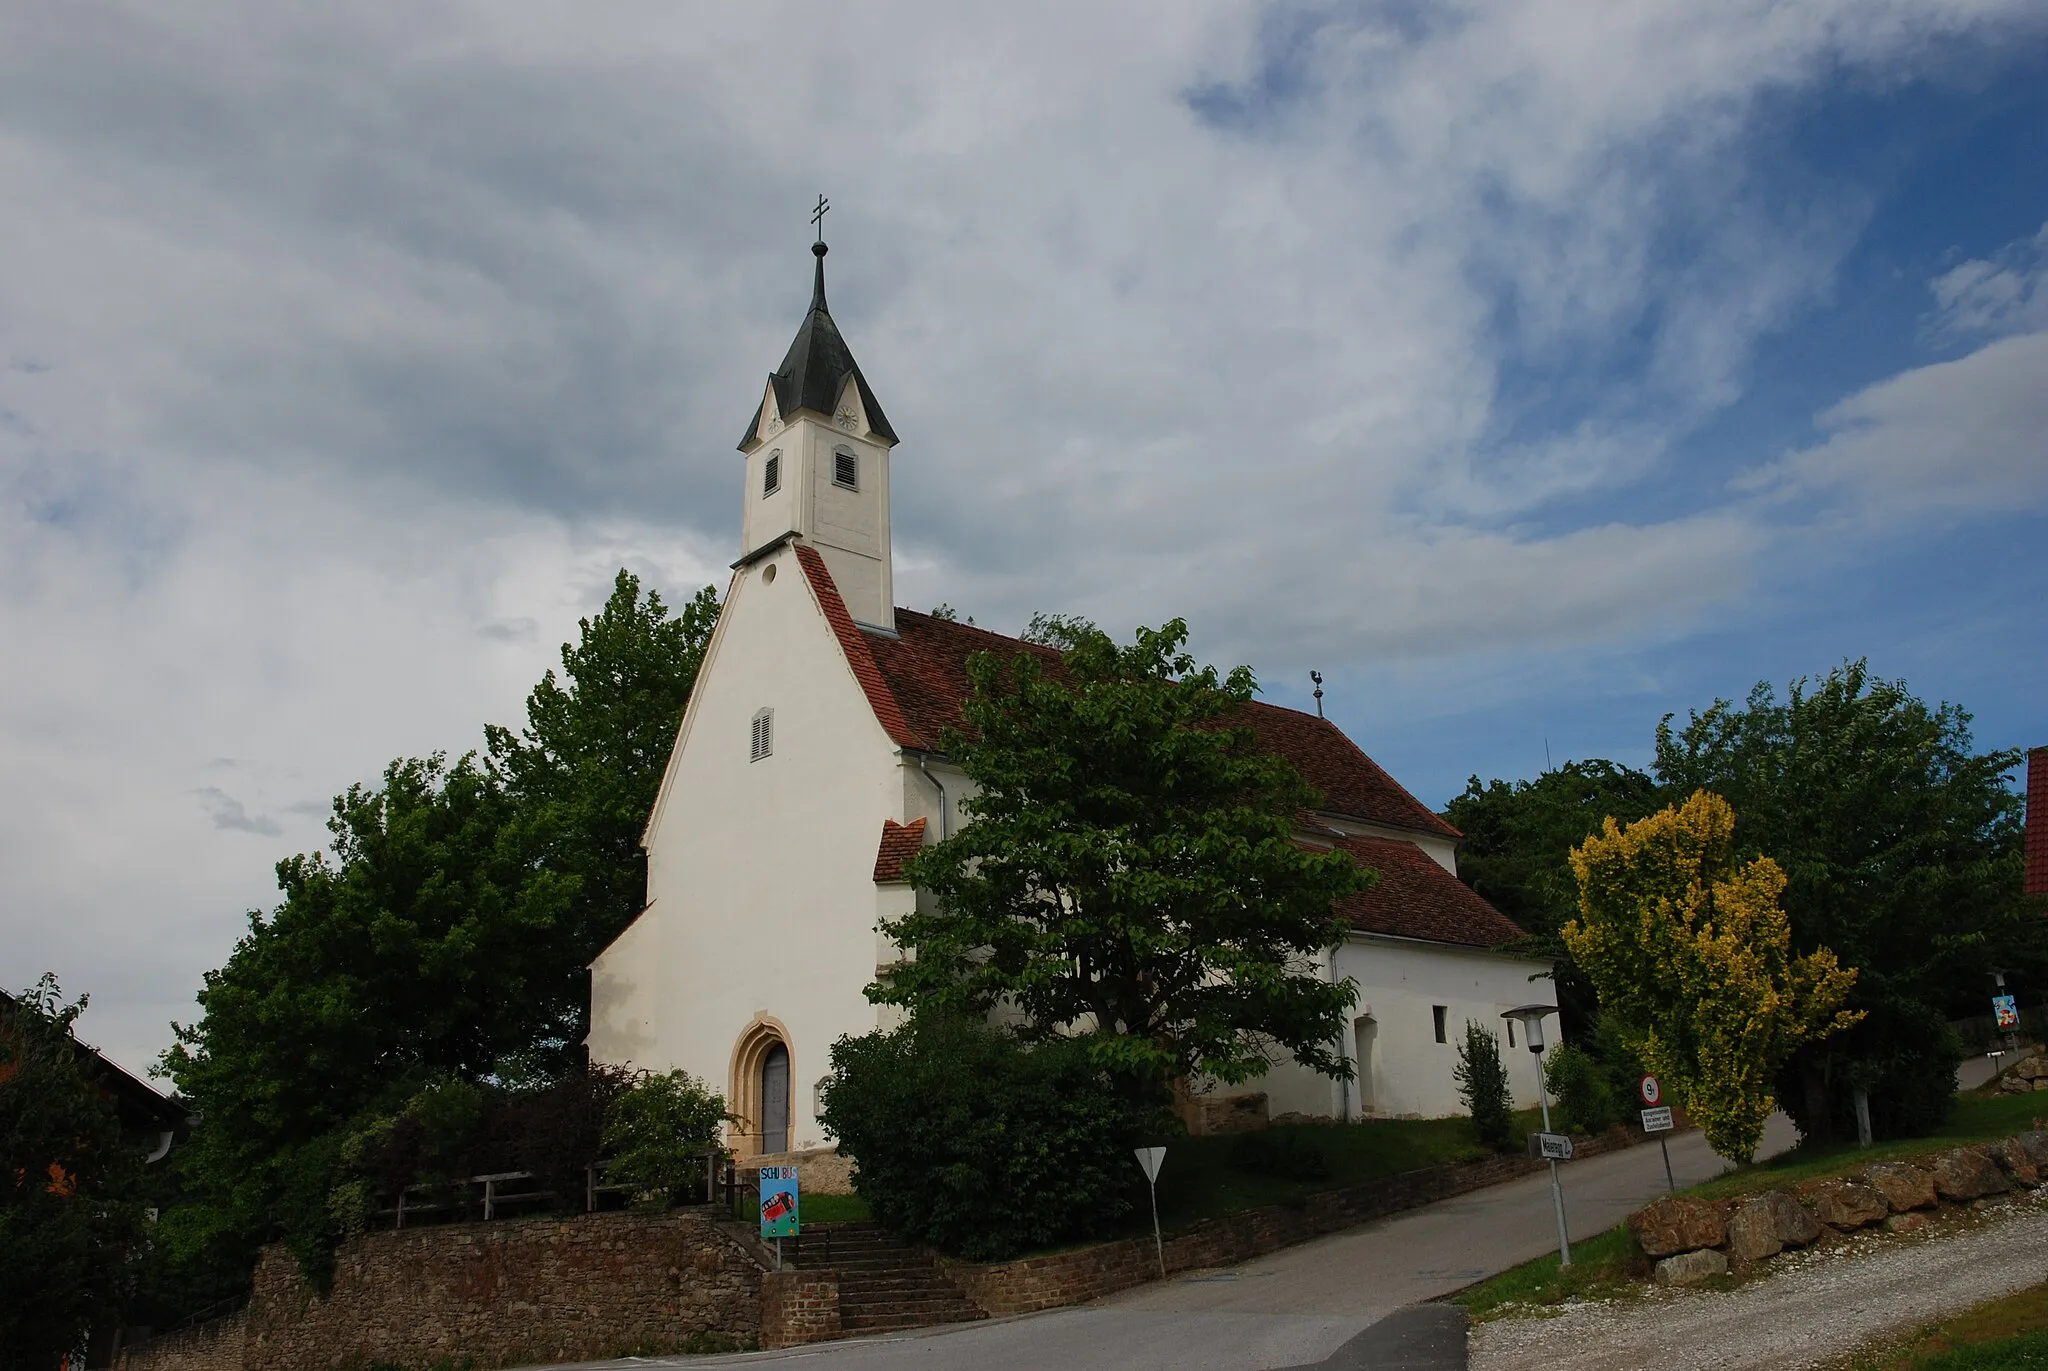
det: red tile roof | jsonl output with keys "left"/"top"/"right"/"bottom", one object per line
{"left": 860, "top": 606, "right": 1459, "bottom": 840}
{"left": 793, "top": 544, "right": 917, "bottom": 748}
{"left": 873, "top": 817, "right": 928, "bottom": 883}
{"left": 2028, "top": 748, "right": 2047, "bottom": 900}
{"left": 1327, "top": 833, "right": 1528, "bottom": 947}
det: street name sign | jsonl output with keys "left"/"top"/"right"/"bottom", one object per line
{"left": 1529, "top": 1132, "right": 1574, "bottom": 1161}
{"left": 1641, "top": 1106, "right": 1674, "bottom": 1133}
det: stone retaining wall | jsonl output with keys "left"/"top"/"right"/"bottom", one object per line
{"left": 1627, "top": 1132, "right": 2048, "bottom": 1286}
{"left": 118, "top": 1209, "right": 766, "bottom": 1371}
{"left": 942, "top": 1124, "right": 1648, "bottom": 1315}
{"left": 759, "top": 1269, "right": 843, "bottom": 1349}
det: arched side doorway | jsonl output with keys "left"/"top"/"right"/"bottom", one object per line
{"left": 729, "top": 1019, "right": 795, "bottom": 1158}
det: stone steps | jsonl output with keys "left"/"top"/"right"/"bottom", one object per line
{"left": 796, "top": 1222, "right": 985, "bottom": 1336}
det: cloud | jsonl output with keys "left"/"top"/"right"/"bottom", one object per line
{"left": 193, "top": 787, "right": 282, "bottom": 837}
{"left": 1739, "top": 225, "right": 2048, "bottom": 520}
{"left": 1930, "top": 221, "right": 2048, "bottom": 340}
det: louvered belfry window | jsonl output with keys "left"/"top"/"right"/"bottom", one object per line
{"left": 833, "top": 449, "right": 858, "bottom": 490}
{"left": 750, "top": 708, "right": 773, "bottom": 762}
{"left": 763, "top": 450, "right": 781, "bottom": 496}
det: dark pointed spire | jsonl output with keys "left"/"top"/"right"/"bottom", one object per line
{"left": 738, "top": 239, "right": 898, "bottom": 449}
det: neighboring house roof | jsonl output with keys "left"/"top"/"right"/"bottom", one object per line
{"left": 0, "top": 990, "right": 187, "bottom": 1136}
{"left": 1325, "top": 833, "right": 1528, "bottom": 948}
{"left": 872, "top": 817, "right": 928, "bottom": 883}
{"left": 738, "top": 243, "right": 899, "bottom": 449}
{"left": 856, "top": 605, "right": 1460, "bottom": 840}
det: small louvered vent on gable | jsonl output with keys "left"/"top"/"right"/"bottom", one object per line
{"left": 833, "top": 449, "right": 858, "bottom": 490}
{"left": 763, "top": 451, "right": 782, "bottom": 496}
{"left": 750, "top": 708, "right": 773, "bottom": 762}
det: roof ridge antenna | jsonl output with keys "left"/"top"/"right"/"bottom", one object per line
{"left": 1311, "top": 670, "right": 1324, "bottom": 719}
{"left": 809, "top": 193, "right": 831, "bottom": 313}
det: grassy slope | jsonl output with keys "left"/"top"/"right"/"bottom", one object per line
{"left": 1452, "top": 1089, "right": 2047, "bottom": 1319}
{"left": 1851, "top": 1283, "right": 2048, "bottom": 1369}
{"left": 1141, "top": 1107, "right": 1545, "bottom": 1233}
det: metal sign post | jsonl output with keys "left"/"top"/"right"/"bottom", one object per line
{"left": 1505, "top": 1005, "right": 1570, "bottom": 1269}
{"left": 1134, "top": 1147, "right": 1167, "bottom": 1279}
{"left": 1640, "top": 1076, "right": 1676, "bottom": 1192}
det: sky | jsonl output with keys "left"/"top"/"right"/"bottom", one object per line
{"left": 3, "top": 1, "right": 2044, "bottom": 1079}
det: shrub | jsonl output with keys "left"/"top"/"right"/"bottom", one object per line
{"left": 1544, "top": 1042, "right": 1618, "bottom": 1134}
{"left": 602, "top": 1070, "right": 730, "bottom": 1209}
{"left": 818, "top": 1019, "right": 1151, "bottom": 1260}
{"left": 1455, "top": 1021, "right": 1515, "bottom": 1151}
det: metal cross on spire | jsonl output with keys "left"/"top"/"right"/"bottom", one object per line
{"left": 810, "top": 193, "right": 830, "bottom": 242}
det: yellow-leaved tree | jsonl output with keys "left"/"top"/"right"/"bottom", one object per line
{"left": 1563, "top": 790, "right": 1861, "bottom": 1163}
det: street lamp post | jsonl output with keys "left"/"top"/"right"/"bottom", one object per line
{"left": 1504, "top": 1004, "right": 1571, "bottom": 1269}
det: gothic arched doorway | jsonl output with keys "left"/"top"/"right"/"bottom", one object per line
{"left": 729, "top": 1019, "right": 794, "bottom": 1157}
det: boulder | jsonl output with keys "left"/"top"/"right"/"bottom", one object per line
{"left": 2009, "top": 1131, "right": 2048, "bottom": 1172}
{"left": 1992, "top": 1138, "right": 2042, "bottom": 1188}
{"left": 1795, "top": 1178, "right": 1888, "bottom": 1229}
{"left": 1654, "top": 1249, "right": 1728, "bottom": 1286}
{"left": 2015, "top": 1054, "right": 2048, "bottom": 1080}
{"left": 1628, "top": 1195, "right": 1726, "bottom": 1258}
{"left": 1725, "top": 1200, "right": 1782, "bottom": 1262}
{"left": 1726, "top": 1191, "right": 1820, "bottom": 1262}
{"left": 1864, "top": 1162, "right": 1938, "bottom": 1213}
{"left": 1931, "top": 1148, "right": 2010, "bottom": 1202}
{"left": 1885, "top": 1211, "right": 1934, "bottom": 1236}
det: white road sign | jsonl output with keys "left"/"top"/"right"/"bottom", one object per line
{"left": 1640, "top": 1106, "right": 1674, "bottom": 1133}
{"left": 1530, "top": 1132, "right": 1575, "bottom": 1161}
{"left": 1134, "top": 1146, "right": 1167, "bottom": 1183}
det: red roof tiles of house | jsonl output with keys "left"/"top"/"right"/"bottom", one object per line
{"left": 1324, "top": 833, "right": 1527, "bottom": 947}
{"left": 872, "top": 817, "right": 927, "bottom": 883}
{"left": 853, "top": 607, "right": 1460, "bottom": 841}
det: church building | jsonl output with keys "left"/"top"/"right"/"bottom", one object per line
{"left": 586, "top": 239, "right": 1557, "bottom": 1158}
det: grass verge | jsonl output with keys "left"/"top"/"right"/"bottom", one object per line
{"left": 1686, "top": 1091, "right": 2048, "bottom": 1203}
{"left": 1847, "top": 1282, "right": 2048, "bottom": 1369}
{"left": 1449, "top": 1223, "right": 1651, "bottom": 1320}
{"left": 1136, "top": 1107, "right": 1547, "bottom": 1234}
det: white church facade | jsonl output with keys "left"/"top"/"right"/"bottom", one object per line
{"left": 586, "top": 240, "right": 1557, "bottom": 1157}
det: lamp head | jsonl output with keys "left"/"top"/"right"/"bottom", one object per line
{"left": 1502, "top": 1004, "right": 1556, "bottom": 1054}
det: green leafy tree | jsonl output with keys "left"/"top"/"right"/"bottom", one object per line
{"left": 600, "top": 1071, "right": 729, "bottom": 1209}
{"left": 819, "top": 1019, "right": 1146, "bottom": 1260}
{"left": 1565, "top": 791, "right": 1862, "bottom": 1162}
{"left": 1, "top": 977, "right": 145, "bottom": 1371}
{"left": 878, "top": 619, "right": 1369, "bottom": 1104}
{"left": 1653, "top": 661, "right": 2035, "bottom": 1140}
{"left": 1453, "top": 1021, "right": 1515, "bottom": 1150}
{"left": 1542, "top": 1042, "right": 1619, "bottom": 1134}
{"left": 487, "top": 572, "right": 720, "bottom": 1074}
{"left": 158, "top": 571, "right": 717, "bottom": 1300}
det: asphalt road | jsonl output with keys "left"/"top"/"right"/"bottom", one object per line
{"left": 543, "top": 1116, "right": 1796, "bottom": 1371}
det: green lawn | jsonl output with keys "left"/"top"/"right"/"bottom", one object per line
{"left": 1685, "top": 1090, "right": 2048, "bottom": 1202}
{"left": 1135, "top": 1108, "right": 1545, "bottom": 1234}
{"left": 1450, "top": 1223, "right": 1652, "bottom": 1320}
{"left": 1850, "top": 1283, "right": 2048, "bottom": 1369}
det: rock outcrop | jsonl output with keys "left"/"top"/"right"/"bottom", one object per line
{"left": 1654, "top": 1249, "right": 1728, "bottom": 1286}
{"left": 1864, "top": 1161, "right": 1938, "bottom": 1213}
{"left": 1931, "top": 1148, "right": 2010, "bottom": 1203}
{"left": 1628, "top": 1196, "right": 1727, "bottom": 1258}
{"left": 1795, "top": 1178, "right": 1888, "bottom": 1229}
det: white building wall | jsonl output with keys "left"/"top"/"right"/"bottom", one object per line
{"left": 587, "top": 543, "right": 906, "bottom": 1153}
{"left": 1236, "top": 935, "right": 1558, "bottom": 1122}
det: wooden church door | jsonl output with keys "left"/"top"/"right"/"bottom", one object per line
{"left": 761, "top": 1043, "right": 790, "bottom": 1154}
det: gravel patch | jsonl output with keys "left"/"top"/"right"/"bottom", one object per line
{"left": 1469, "top": 1194, "right": 2048, "bottom": 1371}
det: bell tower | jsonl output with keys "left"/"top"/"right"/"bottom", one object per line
{"left": 736, "top": 233, "right": 900, "bottom": 630}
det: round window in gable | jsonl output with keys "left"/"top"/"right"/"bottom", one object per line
{"left": 762, "top": 563, "right": 777, "bottom": 585}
